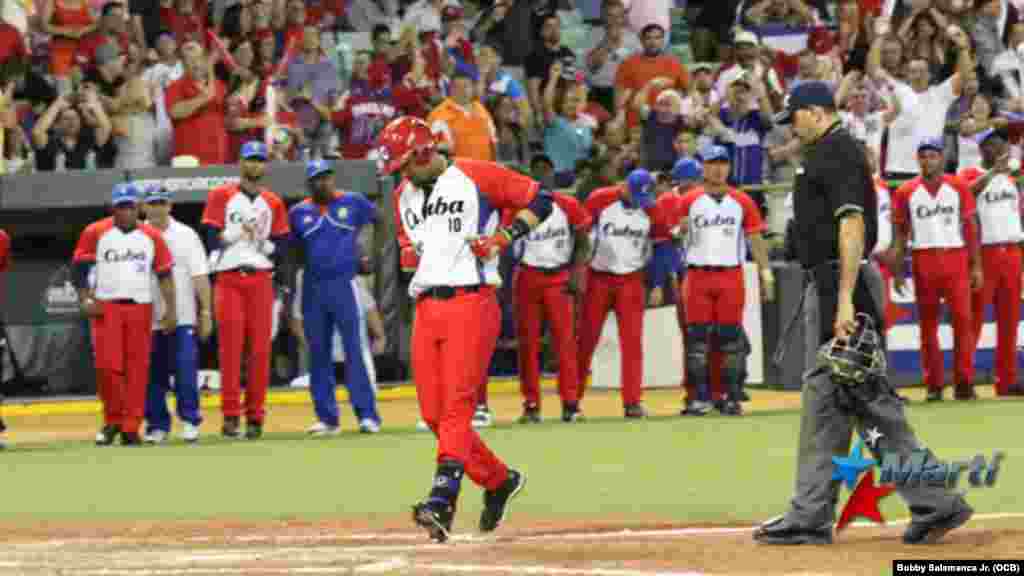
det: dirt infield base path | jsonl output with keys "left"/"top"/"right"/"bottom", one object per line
{"left": 1, "top": 516, "right": 1021, "bottom": 576}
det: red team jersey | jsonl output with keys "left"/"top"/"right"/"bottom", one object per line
{"left": 892, "top": 175, "right": 977, "bottom": 250}
{"left": 72, "top": 218, "right": 174, "bottom": 303}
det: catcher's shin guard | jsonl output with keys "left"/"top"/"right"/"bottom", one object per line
{"left": 717, "top": 324, "right": 748, "bottom": 402}
{"left": 684, "top": 325, "right": 710, "bottom": 402}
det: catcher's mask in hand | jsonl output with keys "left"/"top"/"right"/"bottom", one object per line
{"left": 817, "top": 313, "right": 887, "bottom": 386}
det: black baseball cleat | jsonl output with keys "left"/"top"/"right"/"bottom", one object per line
{"left": 681, "top": 400, "right": 712, "bottom": 416}
{"left": 120, "top": 431, "right": 142, "bottom": 446}
{"left": 954, "top": 386, "right": 977, "bottom": 401}
{"left": 518, "top": 404, "right": 541, "bottom": 424}
{"left": 480, "top": 469, "right": 526, "bottom": 533}
{"left": 753, "top": 516, "right": 833, "bottom": 545}
{"left": 926, "top": 389, "right": 944, "bottom": 402}
{"left": 623, "top": 404, "right": 647, "bottom": 419}
{"left": 903, "top": 500, "right": 974, "bottom": 544}
{"left": 222, "top": 416, "right": 242, "bottom": 438}
{"left": 245, "top": 421, "right": 263, "bottom": 440}
{"left": 95, "top": 425, "right": 121, "bottom": 446}
{"left": 412, "top": 498, "right": 455, "bottom": 543}
{"left": 561, "top": 403, "right": 584, "bottom": 423}
{"left": 720, "top": 400, "right": 744, "bottom": 416}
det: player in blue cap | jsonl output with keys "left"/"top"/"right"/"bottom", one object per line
{"left": 141, "top": 184, "right": 213, "bottom": 444}
{"left": 288, "top": 158, "right": 382, "bottom": 435}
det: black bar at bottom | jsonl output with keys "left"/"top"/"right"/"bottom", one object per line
{"left": 894, "top": 560, "right": 1023, "bottom": 574}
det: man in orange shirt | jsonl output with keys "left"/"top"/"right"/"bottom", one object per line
{"left": 164, "top": 41, "right": 227, "bottom": 165}
{"left": 426, "top": 70, "right": 497, "bottom": 161}
{"left": 614, "top": 23, "right": 689, "bottom": 127}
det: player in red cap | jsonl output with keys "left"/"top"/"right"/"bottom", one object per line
{"left": 377, "top": 116, "right": 553, "bottom": 543}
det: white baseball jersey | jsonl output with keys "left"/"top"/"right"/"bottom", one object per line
{"left": 585, "top": 187, "right": 653, "bottom": 274}
{"left": 513, "top": 194, "right": 592, "bottom": 269}
{"left": 73, "top": 218, "right": 173, "bottom": 303}
{"left": 873, "top": 180, "right": 892, "bottom": 255}
{"left": 959, "top": 167, "right": 1024, "bottom": 245}
{"left": 678, "top": 187, "right": 763, "bottom": 267}
{"left": 150, "top": 219, "right": 209, "bottom": 328}
{"left": 393, "top": 159, "right": 541, "bottom": 298}
{"left": 893, "top": 176, "right": 976, "bottom": 251}
{"left": 201, "top": 184, "right": 289, "bottom": 273}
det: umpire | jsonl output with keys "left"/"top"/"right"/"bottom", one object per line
{"left": 753, "top": 82, "right": 973, "bottom": 545}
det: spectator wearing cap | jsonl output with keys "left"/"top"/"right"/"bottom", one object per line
{"left": 707, "top": 72, "right": 774, "bottom": 208}
{"left": 427, "top": 69, "right": 497, "bottom": 161}
{"left": 165, "top": 41, "right": 228, "bottom": 165}
{"left": 31, "top": 83, "right": 112, "bottom": 171}
{"left": 585, "top": 0, "right": 641, "bottom": 114}
{"left": 542, "top": 65, "right": 593, "bottom": 188}
{"left": 614, "top": 23, "right": 688, "bottom": 129}
{"left": 285, "top": 25, "right": 339, "bottom": 159}
{"left": 715, "top": 29, "right": 783, "bottom": 103}
{"left": 41, "top": 0, "right": 97, "bottom": 93}
{"left": 633, "top": 84, "right": 686, "bottom": 172}
{"left": 76, "top": 1, "right": 131, "bottom": 72}
{"left": 525, "top": 11, "right": 577, "bottom": 137}
{"left": 139, "top": 184, "right": 211, "bottom": 445}
{"left": 331, "top": 51, "right": 401, "bottom": 160}
{"left": 867, "top": 23, "right": 972, "bottom": 179}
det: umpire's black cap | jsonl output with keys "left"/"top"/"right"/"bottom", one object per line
{"left": 774, "top": 81, "right": 836, "bottom": 125}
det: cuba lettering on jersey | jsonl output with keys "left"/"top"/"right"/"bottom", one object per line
{"left": 513, "top": 194, "right": 591, "bottom": 269}
{"left": 679, "top": 187, "right": 763, "bottom": 267}
{"left": 958, "top": 168, "right": 1024, "bottom": 245}
{"left": 290, "top": 191, "right": 377, "bottom": 281}
{"left": 72, "top": 218, "right": 173, "bottom": 303}
{"left": 893, "top": 176, "right": 976, "bottom": 250}
{"left": 201, "top": 184, "right": 289, "bottom": 272}
{"left": 393, "top": 159, "right": 540, "bottom": 297}
{"left": 585, "top": 186, "right": 653, "bottom": 274}
{"left": 873, "top": 180, "right": 892, "bottom": 255}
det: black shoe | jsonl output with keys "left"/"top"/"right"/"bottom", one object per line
{"left": 120, "top": 431, "right": 142, "bottom": 446}
{"left": 998, "top": 386, "right": 1024, "bottom": 397}
{"left": 561, "top": 403, "right": 584, "bottom": 422}
{"left": 480, "top": 469, "right": 526, "bottom": 533}
{"left": 926, "top": 389, "right": 944, "bottom": 402}
{"left": 954, "top": 386, "right": 977, "bottom": 401}
{"left": 624, "top": 404, "right": 647, "bottom": 419}
{"left": 412, "top": 498, "right": 455, "bottom": 543}
{"left": 245, "top": 421, "right": 263, "bottom": 440}
{"left": 681, "top": 400, "right": 712, "bottom": 416}
{"left": 753, "top": 516, "right": 833, "bottom": 545}
{"left": 720, "top": 400, "right": 744, "bottom": 416}
{"left": 95, "top": 425, "right": 121, "bottom": 446}
{"left": 903, "top": 501, "right": 974, "bottom": 544}
{"left": 518, "top": 404, "right": 541, "bottom": 424}
{"left": 222, "top": 416, "right": 242, "bottom": 438}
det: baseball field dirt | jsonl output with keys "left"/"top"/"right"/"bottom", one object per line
{"left": 2, "top": 385, "right": 1021, "bottom": 576}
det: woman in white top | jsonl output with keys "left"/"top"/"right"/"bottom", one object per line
{"left": 113, "top": 42, "right": 158, "bottom": 170}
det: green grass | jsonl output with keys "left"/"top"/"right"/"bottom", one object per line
{"left": 2, "top": 400, "right": 1021, "bottom": 524}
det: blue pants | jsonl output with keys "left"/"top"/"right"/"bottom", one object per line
{"left": 303, "top": 275, "right": 379, "bottom": 426}
{"left": 145, "top": 326, "right": 202, "bottom": 432}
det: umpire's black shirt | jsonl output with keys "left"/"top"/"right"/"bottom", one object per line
{"left": 792, "top": 120, "right": 881, "bottom": 343}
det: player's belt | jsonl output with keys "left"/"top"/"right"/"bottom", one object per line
{"left": 688, "top": 265, "right": 740, "bottom": 271}
{"left": 525, "top": 263, "right": 570, "bottom": 275}
{"left": 225, "top": 265, "right": 264, "bottom": 275}
{"left": 108, "top": 298, "right": 142, "bottom": 305}
{"left": 419, "top": 285, "right": 483, "bottom": 300}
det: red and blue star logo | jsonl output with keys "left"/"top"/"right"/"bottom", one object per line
{"left": 833, "top": 430, "right": 897, "bottom": 532}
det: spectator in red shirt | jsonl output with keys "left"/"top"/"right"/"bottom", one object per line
{"left": 76, "top": 1, "right": 131, "bottom": 71}
{"left": 332, "top": 50, "right": 399, "bottom": 159}
{"left": 165, "top": 0, "right": 208, "bottom": 48}
{"left": 164, "top": 41, "right": 227, "bottom": 165}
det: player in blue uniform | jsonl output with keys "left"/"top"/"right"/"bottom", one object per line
{"left": 289, "top": 159, "right": 381, "bottom": 435}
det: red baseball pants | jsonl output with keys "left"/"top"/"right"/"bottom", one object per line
{"left": 475, "top": 289, "right": 501, "bottom": 408}
{"left": 414, "top": 286, "right": 509, "bottom": 492}
{"left": 514, "top": 266, "right": 579, "bottom": 408}
{"left": 215, "top": 270, "right": 274, "bottom": 422}
{"left": 675, "top": 278, "right": 725, "bottom": 400}
{"left": 912, "top": 248, "right": 974, "bottom": 392}
{"left": 577, "top": 270, "right": 646, "bottom": 406}
{"left": 971, "top": 244, "right": 1022, "bottom": 394}
{"left": 684, "top": 267, "right": 744, "bottom": 399}
{"left": 91, "top": 301, "right": 153, "bottom": 434}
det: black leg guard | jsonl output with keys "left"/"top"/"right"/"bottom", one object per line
{"left": 685, "top": 325, "right": 711, "bottom": 402}
{"left": 718, "top": 325, "right": 748, "bottom": 403}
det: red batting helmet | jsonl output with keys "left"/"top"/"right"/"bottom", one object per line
{"left": 375, "top": 116, "right": 437, "bottom": 175}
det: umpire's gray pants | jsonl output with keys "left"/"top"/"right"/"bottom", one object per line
{"left": 785, "top": 263, "right": 964, "bottom": 529}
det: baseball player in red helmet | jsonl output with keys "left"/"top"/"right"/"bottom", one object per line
{"left": 73, "top": 183, "right": 177, "bottom": 446}
{"left": 576, "top": 169, "right": 664, "bottom": 418}
{"left": 671, "top": 145, "right": 774, "bottom": 416}
{"left": 509, "top": 192, "right": 592, "bottom": 423}
{"left": 959, "top": 128, "right": 1024, "bottom": 396}
{"left": 886, "top": 137, "right": 983, "bottom": 401}
{"left": 201, "top": 141, "right": 291, "bottom": 439}
{"left": 377, "top": 116, "right": 554, "bottom": 543}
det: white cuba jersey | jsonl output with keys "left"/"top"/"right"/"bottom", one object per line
{"left": 72, "top": 218, "right": 173, "bottom": 304}
{"left": 895, "top": 177, "right": 974, "bottom": 250}
{"left": 589, "top": 201, "right": 652, "bottom": 274}
{"left": 970, "top": 171, "right": 1023, "bottom": 245}
{"left": 681, "top": 189, "right": 761, "bottom": 267}
{"left": 201, "top": 184, "right": 289, "bottom": 273}
{"left": 515, "top": 203, "right": 573, "bottom": 269}
{"left": 873, "top": 182, "right": 892, "bottom": 255}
